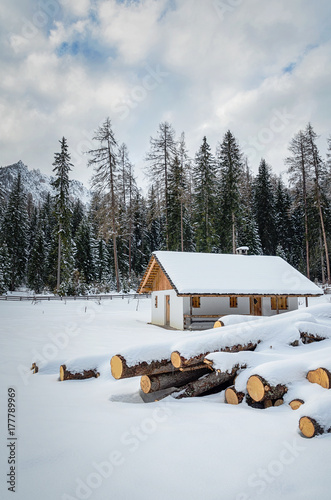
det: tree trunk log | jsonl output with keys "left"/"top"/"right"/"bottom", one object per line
{"left": 111, "top": 354, "right": 175, "bottom": 380}
{"left": 307, "top": 368, "right": 331, "bottom": 389}
{"left": 31, "top": 363, "right": 39, "bottom": 374}
{"left": 140, "top": 367, "right": 210, "bottom": 394}
{"left": 300, "top": 332, "right": 326, "bottom": 344}
{"left": 289, "top": 399, "right": 304, "bottom": 410}
{"left": 299, "top": 416, "right": 330, "bottom": 438}
{"left": 225, "top": 386, "right": 245, "bottom": 405}
{"left": 246, "top": 374, "right": 288, "bottom": 402}
{"left": 173, "top": 368, "right": 237, "bottom": 399}
{"left": 171, "top": 341, "right": 257, "bottom": 369}
{"left": 60, "top": 365, "right": 100, "bottom": 381}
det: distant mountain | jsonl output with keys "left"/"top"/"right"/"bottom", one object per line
{"left": 0, "top": 161, "right": 91, "bottom": 206}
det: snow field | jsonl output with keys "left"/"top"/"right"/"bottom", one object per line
{"left": 1, "top": 297, "right": 331, "bottom": 500}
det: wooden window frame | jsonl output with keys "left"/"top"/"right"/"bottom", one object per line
{"left": 271, "top": 296, "right": 288, "bottom": 310}
{"left": 192, "top": 296, "right": 201, "bottom": 308}
{"left": 230, "top": 296, "right": 238, "bottom": 308}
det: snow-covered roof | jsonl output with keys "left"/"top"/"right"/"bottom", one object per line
{"left": 152, "top": 251, "right": 322, "bottom": 296}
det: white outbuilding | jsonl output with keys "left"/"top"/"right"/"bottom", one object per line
{"left": 138, "top": 251, "right": 323, "bottom": 330}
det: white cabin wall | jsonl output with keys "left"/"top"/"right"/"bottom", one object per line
{"left": 151, "top": 290, "right": 184, "bottom": 330}
{"left": 262, "top": 297, "right": 299, "bottom": 316}
{"left": 193, "top": 296, "right": 250, "bottom": 316}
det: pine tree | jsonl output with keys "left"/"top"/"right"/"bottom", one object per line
{"left": 146, "top": 186, "right": 164, "bottom": 253}
{"left": 285, "top": 130, "right": 312, "bottom": 278}
{"left": 192, "top": 136, "right": 217, "bottom": 252}
{"left": 145, "top": 122, "right": 177, "bottom": 249}
{"left": 71, "top": 199, "right": 85, "bottom": 238}
{"left": 0, "top": 243, "right": 10, "bottom": 294}
{"left": 305, "top": 123, "right": 330, "bottom": 283}
{"left": 51, "top": 137, "right": 74, "bottom": 290}
{"left": 3, "top": 172, "right": 29, "bottom": 290}
{"left": 88, "top": 117, "right": 120, "bottom": 292}
{"left": 168, "top": 154, "right": 187, "bottom": 251}
{"left": 274, "top": 178, "right": 294, "bottom": 262}
{"left": 253, "top": 159, "right": 277, "bottom": 255}
{"left": 217, "top": 130, "right": 244, "bottom": 253}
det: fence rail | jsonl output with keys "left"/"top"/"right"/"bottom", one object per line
{"left": 0, "top": 293, "right": 150, "bottom": 302}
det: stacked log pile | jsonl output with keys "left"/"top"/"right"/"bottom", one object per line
{"left": 111, "top": 306, "right": 331, "bottom": 438}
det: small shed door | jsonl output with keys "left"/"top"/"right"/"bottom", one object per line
{"left": 165, "top": 295, "right": 170, "bottom": 326}
{"left": 250, "top": 296, "right": 262, "bottom": 316}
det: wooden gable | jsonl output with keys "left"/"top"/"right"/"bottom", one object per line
{"left": 138, "top": 256, "right": 173, "bottom": 294}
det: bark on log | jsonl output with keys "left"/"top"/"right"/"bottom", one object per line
{"left": 299, "top": 416, "right": 330, "bottom": 438}
{"left": 225, "top": 386, "right": 245, "bottom": 405}
{"left": 60, "top": 365, "right": 100, "bottom": 381}
{"left": 172, "top": 368, "right": 237, "bottom": 399}
{"left": 300, "top": 332, "right": 326, "bottom": 344}
{"left": 289, "top": 399, "right": 304, "bottom": 410}
{"left": 246, "top": 374, "right": 288, "bottom": 402}
{"left": 171, "top": 341, "right": 257, "bottom": 369}
{"left": 307, "top": 368, "right": 331, "bottom": 389}
{"left": 31, "top": 363, "right": 39, "bottom": 374}
{"left": 140, "top": 367, "right": 210, "bottom": 394}
{"left": 111, "top": 354, "right": 175, "bottom": 380}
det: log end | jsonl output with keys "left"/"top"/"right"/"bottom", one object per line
{"left": 289, "top": 399, "right": 304, "bottom": 410}
{"left": 111, "top": 355, "right": 124, "bottom": 380}
{"left": 247, "top": 375, "right": 265, "bottom": 402}
{"left": 307, "top": 368, "right": 330, "bottom": 389}
{"left": 273, "top": 398, "right": 284, "bottom": 407}
{"left": 60, "top": 364, "right": 66, "bottom": 381}
{"left": 299, "top": 416, "right": 318, "bottom": 438}
{"left": 213, "top": 320, "right": 224, "bottom": 328}
{"left": 171, "top": 351, "right": 182, "bottom": 369}
{"left": 225, "top": 386, "right": 244, "bottom": 405}
{"left": 140, "top": 375, "right": 152, "bottom": 394}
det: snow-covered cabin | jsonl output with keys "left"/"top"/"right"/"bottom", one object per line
{"left": 138, "top": 251, "right": 323, "bottom": 330}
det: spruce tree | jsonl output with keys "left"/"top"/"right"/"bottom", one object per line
{"left": 27, "top": 224, "right": 47, "bottom": 293}
{"left": 192, "top": 136, "right": 217, "bottom": 252}
{"left": 51, "top": 137, "right": 74, "bottom": 290}
{"left": 253, "top": 159, "right": 277, "bottom": 255}
{"left": 217, "top": 130, "right": 244, "bottom": 253}
{"left": 74, "top": 217, "right": 95, "bottom": 284}
{"left": 3, "top": 172, "right": 29, "bottom": 290}
{"left": 0, "top": 243, "right": 10, "bottom": 294}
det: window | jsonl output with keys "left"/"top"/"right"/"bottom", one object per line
{"left": 230, "top": 296, "right": 238, "bottom": 308}
{"left": 155, "top": 296, "right": 158, "bottom": 308}
{"left": 271, "top": 296, "right": 288, "bottom": 310}
{"left": 192, "top": 296, "right": 201, "bottom": 308}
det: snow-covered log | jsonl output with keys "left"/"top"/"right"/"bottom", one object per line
{"left": 111, "top": 354, "right": 175, "bottom": 380}
{"left": 31, "top": 362, "right": 39, "bottom": 374}
{"left": 246, "top": 374, "right": 288, "bottom": 402}
{"left": 60, "top": 364, "right": 100, "bottom": 381}
{"left": 307, "top": 367, "right": 331, "bottom": 389}
{"left": 171, "top": 342, "right": 257, "bottom": 369}
{"left": 140, "top": 367, "right": 210, "bottom": 394}
{"left": 299, "top": 417, "right": 331, "bottom": 438}
{"left": 172, "top": 368, "right": 237, "bottom": 399}
{"left": 225, "top": 386, "right": 245, "bottom": 405}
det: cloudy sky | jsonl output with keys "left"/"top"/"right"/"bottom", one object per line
{"left": 1, "top": 0, "right": 330, "bottom": 189}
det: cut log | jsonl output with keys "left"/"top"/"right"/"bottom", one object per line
{"left": 111, "top": 354, "right": 175, "bottom": 380}
{"left": 289, "top": 399, "right": 304, "bottom": 410}
{"left": 171, "top": 341, "right": 257, "bottom": 369}
{"left": 225, "top": 386, "right": 245, "bottom": 405}
{"left": 264, "top": 399, "right": 273, "bottom": 409}
{"left": 299, "top": 416, "right": 330, "bottom": 438}
{"left": 246, "top": 374, "right": 288, "bottom": 402}
{"left": 173, "top": 368, "right": 237, "bottom": 399}
{"left": 213, "top": 320, "right": 224, "bottom": 328}
{"left": 274, "top": 399, "right": 284, "bottom": 407}
{"left": 307, "top": 368, "right": 331, "bottom": 389}
{"left": 60, "top": 364, "right": 100, "bottom": 381}
{"left": 31, "top": 362, "right": 39, "bottom": 374}
{"left": 300, "top": 332, "right": 326, "bottom": 344}
{"left": 180, "top": 364, "right": 210, "bottom": 372}
{"left": 140, "top": 367, "right": 210, "bottom": 394}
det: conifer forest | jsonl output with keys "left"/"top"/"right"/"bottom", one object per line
{"left": 0, "top": 118, "right": 330, "bottom": 295}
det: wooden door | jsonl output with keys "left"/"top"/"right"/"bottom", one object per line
{"left": 250, "top": 296, "right": 262, "bottom": 316}
{"left": 165, "top": 295, "right": 170, "bottom": 326}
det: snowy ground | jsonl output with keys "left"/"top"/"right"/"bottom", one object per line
{"left": 1, "top": 296, "right": 331, "bottom": 500}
